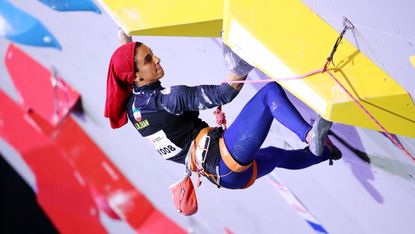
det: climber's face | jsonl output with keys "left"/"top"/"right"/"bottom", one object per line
{"left": 134, "top": 44, "right": 164, "bottom": 86}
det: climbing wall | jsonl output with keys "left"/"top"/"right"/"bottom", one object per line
{"left": 1, "top": 1, "right": 415, "bottom": 234}
{"left": 222, "top": 0, "right": 415, "bottom": 138}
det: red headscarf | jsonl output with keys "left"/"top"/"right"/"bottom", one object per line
{"left": 104, "top": 42, "right": 138, "bottom": 128}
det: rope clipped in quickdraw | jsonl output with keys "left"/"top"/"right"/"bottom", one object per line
{"left": 323, "top": 17, "right": 355, "bottom": 72}
{"left": 222, "top": 17, "right": 414, "bottom": 162}
{"left": 321, "top": 18, "right": 415, "bottom": 161}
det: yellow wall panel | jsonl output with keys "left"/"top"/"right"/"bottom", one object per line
{"left": 98, "top": 0, "right": 223, "bottom": 37}
{"left": 223, "top": 0, "right": 415, "bottom": 137}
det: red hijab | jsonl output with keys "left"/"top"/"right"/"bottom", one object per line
{"left": 104, "top": 42, "right": 138, "bottom": 128}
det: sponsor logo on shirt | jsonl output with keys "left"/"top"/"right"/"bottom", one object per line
{"left": 134, "top": 119, "right": 150, "bottom": 130}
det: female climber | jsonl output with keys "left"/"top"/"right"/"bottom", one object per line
{"left": 104, "top": 35, "right": 341, "bottom": 190}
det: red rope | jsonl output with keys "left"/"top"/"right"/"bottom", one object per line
{"left": 222, "top": 68, "right": 414, "bottom": 162}
{"left": 222, "top": 18, "right": 414, "bottom": 161}
{"left": 225, "top": 69, "right": 324, "bottom": 83}
{"left": 325, "top": 70, "right": 415, "bottom": 161}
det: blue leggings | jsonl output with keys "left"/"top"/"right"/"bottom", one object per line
{"left": 219, "top": 82, "right": 331, "bottom": 189}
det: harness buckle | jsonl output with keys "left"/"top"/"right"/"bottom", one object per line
{"left": 196, "top": 135, "right": 211, "bottom": 164}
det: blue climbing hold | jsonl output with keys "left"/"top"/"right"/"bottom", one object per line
{"left": 38, "top": 0, "right": 101, "bottom": 14}
{"left": 0, "top": 0, "right": 62, "bottom": 50}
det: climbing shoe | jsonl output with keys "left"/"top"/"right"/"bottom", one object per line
{"left": 309, "top": 116, "right": 332, "bottom": 156}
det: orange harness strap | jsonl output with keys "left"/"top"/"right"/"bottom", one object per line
{"left": 219, "top": 137, "right": 257, "bottom": 188}
{"left": 242, "top": 161, "right": 257, "bottom": 189}
{"left": 219, "top": 137, "right": 252, "bottom": 172}
{"left": 191, "top": 128, "right": 257, "bottom": 189}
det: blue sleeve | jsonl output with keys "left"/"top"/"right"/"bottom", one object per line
{"left": 157, "top": 83, "right": 239, "bottom": 114}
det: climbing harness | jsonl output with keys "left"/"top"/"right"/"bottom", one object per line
{"left": 188, "top": 127, "right": 257, "bottom": 189}
{"left": 171, "top": 125, "right": 258, "bottom": 215}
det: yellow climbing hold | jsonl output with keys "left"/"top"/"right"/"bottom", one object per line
{"left": 97, "top": 0, "right": 223, "bottom": 37}
{"left": 222, "top": 0, "right": 415, "bottom": 137}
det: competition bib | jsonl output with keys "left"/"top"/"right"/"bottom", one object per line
{"left": 145, "top": 130, "right": 182, "bottom": 159}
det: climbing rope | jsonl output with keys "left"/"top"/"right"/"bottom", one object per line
{"left": 323, "top": 17, "right": 355, "bottom": 72}
{"left": 224, "top": 68, "right": 324, "bottom": 83}
{"left": 324, "top": 70, "right": 415, "bottom": 161}
{"left": 223, "top": 17, "right": 415, "bottom": 161}
{"left": 322, "top": 18, "right": 414, "bottom": 161}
